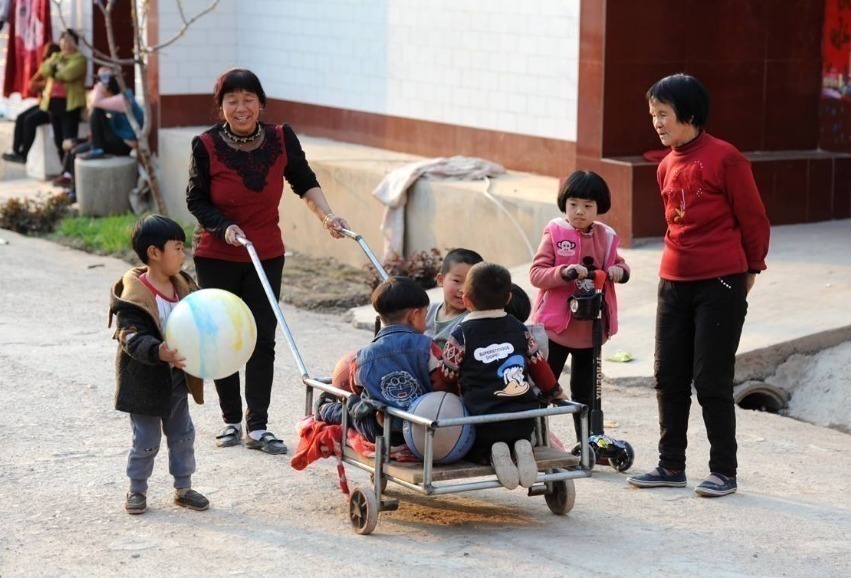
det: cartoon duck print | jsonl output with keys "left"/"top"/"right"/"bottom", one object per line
{"left": 495, "top": 354, "right": 530, "bottom": 397}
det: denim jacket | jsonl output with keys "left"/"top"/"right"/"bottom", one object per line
{"left": 354, "top": 325, "right": 434, "bottom": 410}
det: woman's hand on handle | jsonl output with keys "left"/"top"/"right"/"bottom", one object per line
{"left": 323, "top": 214, "right": 350, "bottom": 239}
{"left": 302, "top": 187, "right": 349, "bottom": 239}
{"left": 224, "top": 224, "right": 246, "bottom": 246}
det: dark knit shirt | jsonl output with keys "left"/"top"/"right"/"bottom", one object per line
{"left": 186, "top": 122, "right": 320, "bottom": 262}
{"left": 439, "top": 311, "right": 561, "bottom": 416}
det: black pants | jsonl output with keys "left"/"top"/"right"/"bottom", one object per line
{"left": 547, "top": 342, "right": 594, "bottom": 441}
{"left": 47, "top": 98, "right": 82, "bottom": 158}
{"left": 12, "top": 104, "right": 50, "bottom": 158}
{"left": 654, "top": 275, "right": 748, "bottom": 477}
{"left": 61, "top": 141, "right": 91, "bottom": 179}
{"left": 194, "top": 255, "right": 284, "bottom": 432}
{"left": 89, "top": 108, "right": 132, "bottom": 155}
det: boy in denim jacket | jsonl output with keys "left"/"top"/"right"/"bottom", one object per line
{"left": 320, "top": 277, "right": 442, "bottom": 444}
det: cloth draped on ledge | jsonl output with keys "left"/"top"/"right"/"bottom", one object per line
{"left": 372, "top": 156, "right": 505, "bottom": 260}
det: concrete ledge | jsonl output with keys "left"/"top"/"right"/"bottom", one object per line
{"left": 25, "top": 125, "right": 63, "bottom": 180}
{"left": 0, "top": 119, "right": 90, "bottom": 182}
{"left": 158, "top": 127, "right": 560, "bottom": 268}
{"left": 0, "top": 120, "right": 28, "bottom": 181}
{"left": 75, "top": 156, "right": 136, "bottom": 216}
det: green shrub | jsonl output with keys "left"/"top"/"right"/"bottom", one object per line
{"left": 0, "top": 193, "right": 72, "bottom": 234}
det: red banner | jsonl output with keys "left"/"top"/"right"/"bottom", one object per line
{"left": 823, "top": 0, "right": 851, "bottom": 99}
{"left": 3, "top": 0, "right": 53, "bottom": 97}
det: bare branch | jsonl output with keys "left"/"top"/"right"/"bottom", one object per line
{"left": 146, "top": 0, "right": 220, "bottom": 52}
{"left": 49, "top": 0, "right": 219, "bottom": 215}
{"left": 50, "top": 1, "right": 137, "bottom": 66}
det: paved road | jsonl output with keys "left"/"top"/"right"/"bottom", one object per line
{"left": 0, "top": 226, "right": 849, "bottom": 577}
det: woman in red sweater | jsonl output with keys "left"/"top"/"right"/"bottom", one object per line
{"left": 186, "top": 68, "right": 349, "bottom": 455}
{"left": 627, "top": 74, "right": 770, "bottom": 497}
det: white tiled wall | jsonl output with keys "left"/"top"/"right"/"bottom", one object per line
{"left": 156, "top": 0, "right": 238, "bottom": 96}
{"left": 158, "top": 0, "right": 581, "bottom": 141}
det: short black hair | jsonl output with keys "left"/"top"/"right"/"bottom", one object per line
{"left": 646, "top": 73, "right": 710, "bottom": 129}
{"left": 214, "top": 68, "right": 267, "bottom": 108}
{"left": 557, "top": 170, "right": 611, "bottom": 215}
{"left": 43, "top": 43, "right": 60, "bottom": 59}
{"left": 504, "top": 283, "right": 531, "bottom": 322}
{"left": 131, "top": 214, "right": 186, "bottom": 264}
{"left": 106, "top": 74, "right": 121, "bottom": 96}
{"left": 464, "top": 262, "right": 511, "bottom": 311}
{"left": 371, "top": 276, "right": 429, "bottom": 324}
{"left": 440, "top": 247, "right": 483, "bottom": 275}
{"left": 61, "top": 29, "right": 79, "bottom": 45}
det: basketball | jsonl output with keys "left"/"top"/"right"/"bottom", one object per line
{"left": 164, "top": 288, "right": 257, "bottom": 380}
{"left": 402, "top": 391, "right": 476, "bottom": 464}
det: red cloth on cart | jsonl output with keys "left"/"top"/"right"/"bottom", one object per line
{"left": 291, "top": 416, "right": 341, "bottom": 470}
{"left": 291, "top": 416, "right": 349, "bottom": 495}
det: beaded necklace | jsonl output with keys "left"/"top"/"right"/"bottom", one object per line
{"left": 221, "top": 122, "right": 262, "bottom": 144}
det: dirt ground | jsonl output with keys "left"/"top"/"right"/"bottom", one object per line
{"left": 1, "top": 229, "right": 849, "bottom": 578}
{"left": 64, "top": 243, "right": 375, "bottom": 316}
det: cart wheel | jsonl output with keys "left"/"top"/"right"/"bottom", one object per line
{"left": 545, "top": 478, "right": 576, "bottom": 515}
{"left": 609, "top": 441, "right": 635, "bottom": 472}
{"left": 348, "top": 486, "right": 379, "bottom": 535}
{"left": 370, "top": 473, "right": 388, "bottom": 493}
{"left": 570, "top": 442, "right": 596, "bottom": 470}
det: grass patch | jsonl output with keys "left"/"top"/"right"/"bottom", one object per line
{"left": 53, "top": 212, "right": 194, "bottom": 256}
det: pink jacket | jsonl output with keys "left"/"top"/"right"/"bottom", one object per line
{"left": 530, "top": 219, "right": 626, "bottom": 340}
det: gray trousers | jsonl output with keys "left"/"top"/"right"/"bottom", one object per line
{"left": 126, "top": 372, "right": 197, "bottom": 494}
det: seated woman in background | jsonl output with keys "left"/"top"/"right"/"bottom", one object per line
{"left": 2, "top": 43, "right": 61, "bottom": 164}
{"left": 54, "top": 66, "right": 144, "bottom": 199}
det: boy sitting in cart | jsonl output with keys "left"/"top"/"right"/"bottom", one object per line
{"left": 435, "top": 262, "right": 566, "bottom": 489}
{"left": 317, "top": 276, "right": 443, "bottom": 445}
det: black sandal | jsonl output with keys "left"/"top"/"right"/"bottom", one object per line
{"left": 215, "top": 425, "right": 242, "bottom": 448}
{"left": 245, "top": 431, "right": 288, "bottom": 455}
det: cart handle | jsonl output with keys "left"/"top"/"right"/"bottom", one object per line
{"left": 338, "top": 228, "right": 389, "bottom": 282}
{"left": 235, "top": 234, "right": 309, "bottom": 378}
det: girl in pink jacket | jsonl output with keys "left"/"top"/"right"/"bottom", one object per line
{"left": 529, "top": 170, "right": 630, "bottom": 440}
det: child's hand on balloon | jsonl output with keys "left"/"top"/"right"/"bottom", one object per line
{"left": 159, "top": 342, "right": 186, "bottom": 368}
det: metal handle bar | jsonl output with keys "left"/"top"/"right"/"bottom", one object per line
{"left": 235, "top": 233, "right": 309, "bottom": 378}
{"left": 338, "top": 228, "right": 389, "bottom": 281}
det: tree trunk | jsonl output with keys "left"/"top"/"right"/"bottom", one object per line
{"left": 135, "top": 141, "right": 166, "bottom": 216}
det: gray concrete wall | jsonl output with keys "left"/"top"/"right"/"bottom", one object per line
{"left": 157, "top": 127, "right": 562, "bottom": 268}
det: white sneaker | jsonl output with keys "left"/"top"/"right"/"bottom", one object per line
{"left": 514, "top": 439, "right": 538, "bottom": 488}
{"left": 490, "top": 442, "right": 520, "bottom": 490}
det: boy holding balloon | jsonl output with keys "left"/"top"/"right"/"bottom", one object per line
{"left": 108, "top": 215, "right": 209, "bottom": 515}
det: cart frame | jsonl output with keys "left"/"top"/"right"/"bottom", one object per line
{"left": 238, "top": 230, "right": 593, "bottom": 534}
